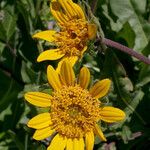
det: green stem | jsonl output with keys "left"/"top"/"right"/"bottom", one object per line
{"left": 90, "top": 0, "right": 98, "bottom": 14}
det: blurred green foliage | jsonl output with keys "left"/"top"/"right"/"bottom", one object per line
{"left": 0, "top": 0, "right": 150, "bottom": 149}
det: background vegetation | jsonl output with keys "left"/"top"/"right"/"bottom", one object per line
{"left": 0, "top": 0, "right": 150, "bottom": 149}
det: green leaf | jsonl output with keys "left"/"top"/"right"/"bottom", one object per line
{"left": 131, "top": 0, "right": 146, "bottom": 14}
{"left": 0, "top": 7, "right": 17, "bottom": 41}
{"left": 121, "top": 125, "right": 132, "bottom": 144}
{"left": 0, "top": 70, "right": 21, "bottom": 112}
{"left": 7, "top": 130, "right": 24, "bottom": 150}
{"left": 17, "top": 1, "right": 32, "bottom": 33}
{"left": 118, "top": 22, "right": 135, "bottom": 48}
{"left": 143, "top": 23, "right": 150, "bottom": 40}
{"left": 21, "top": 61, "right": 38, "bottom": 83}
{"left": 137, "top": 64, "right": 150, "bottom": 87}
{"left": 101, "top": 49, "right": 145, "bottom": 126}
{"left": 109, "top": 0, "right": 148, "bottom": 51}
{"left": 0, "top": 42, "right": 5, "bottom": 55}
{"left": 124, "top": 90, "right": 144, "bottom": 122}
{"left": 101, "top": 4, "right": 123, "bottom": 32}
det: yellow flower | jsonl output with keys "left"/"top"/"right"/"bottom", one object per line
{"left": 24, "top": 61, "right": 125, "bottom": 150}
{"left": 33, "top": 0, "right": 97, "bottom": 71}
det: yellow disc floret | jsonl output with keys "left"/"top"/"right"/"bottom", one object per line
{"left": 54, "top": 19, "right": 88, "bottom": 57}
{"left": 51, "top": 85, "right": 100, "bottom": 138}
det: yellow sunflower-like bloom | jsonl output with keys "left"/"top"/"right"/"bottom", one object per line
{"left": 24, "top": 61, "right": 125, "bottom": 150}
{"left": 33, "top": 0, "right": 97, "bottom": 71}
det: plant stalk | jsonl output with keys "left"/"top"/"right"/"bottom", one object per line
{"left": 103, "top": 38, "right": 150, "bottom": 65}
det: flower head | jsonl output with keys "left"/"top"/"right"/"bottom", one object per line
{"left": 33, "top": 0, "right": 97, "bottom": 71}
{"left": 24, "top": 61, "right": 125, "bottom": 150}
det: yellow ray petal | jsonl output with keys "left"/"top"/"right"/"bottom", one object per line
{"left": 58, "top": 0, "right": 75, "bottom": 19}
{"left": 60, "top": 61, "right": 75, "bottom": 86}
{"left": 73, "top": 3, "right": 86, "bottom": 20}
{"left": 37, "top": 49, "right": 65, "bottom": 62}
{"left": 50, "top": 0, "right": 67, "bottom": 24}
{"left": 85, "top": 131, "right": 94, "bottom": 150}
{"left": 89, "top": 79, "right": 111, "bottom": 99}
{"left": 78, "top": 67, "right": 90, "bottom": 89}
{"left": 88, "top": 24, "right": 97, "bottom": 40}
{"left": 47, "top": 134, "right": 67, "bottom": 150}
{"left": 73, "top": 138, "right": 79, "bottom": 150}
{"left": 33, "top": 127, "right": 55, "bottom": 140}
{"left": 73, "top": 138, "right": 84, "bottom": 150}
{"left": 94, "top": 124, "right": 106, "bottom": 142}
{"left": 32, "top": 30, "right": 56, "bottom": 42}
{"left": 66, "top": 139, "right": 73, "bottom": 150}
{"left": 27, "top": 113, "right": 52, "bottom": 129}
{"left": 99, "top": 106, "right": 126, "bottom": 123}
{"left": 68, "top": 56, "right": 78, "bottom": 66}
{"left": 47, "top": 65, "right": 62, "bottom": 91}
{"left": 56, "top": 56, "right": 78, "bottom": 73}
{"left": 78, "top": 138, "right": 84, "bottom": 150}
{"left": 65, "top": 0, "right": 80, "bottom": 18}
{"left": 24, "top": 92, "right": 51, "bottom": 107}
{"left": 57, "top": 12, "right": 69, "bottom": 24}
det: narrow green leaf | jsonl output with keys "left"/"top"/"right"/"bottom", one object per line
{"left": 7, "top": 130, "right": 24, "bottom": 150}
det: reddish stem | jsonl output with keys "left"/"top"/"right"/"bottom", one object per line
{"left": 103, "top": 38, "right": 150, "bottom": 65}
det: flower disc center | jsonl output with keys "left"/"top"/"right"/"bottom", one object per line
{"left": 50, "top": 85, "right": 100, "bottom": 138}
{"left": 54, "top": 19, "right": 88, "bottom": 57}
{"left": 68, "top": 105, "right": 80, "bottom": 118}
